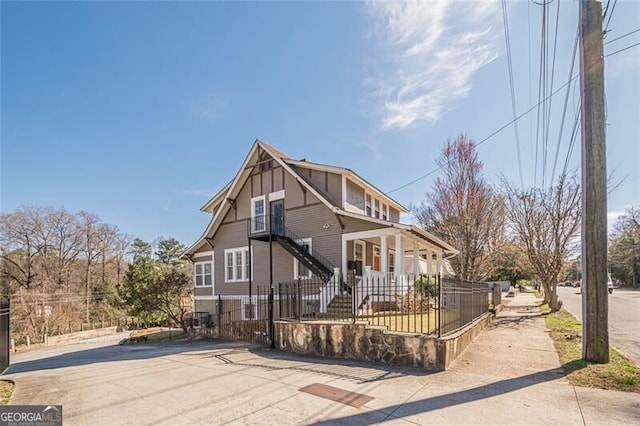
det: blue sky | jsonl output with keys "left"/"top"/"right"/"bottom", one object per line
{"left": 2, "top": 1, "right": 639, "bottom": 246}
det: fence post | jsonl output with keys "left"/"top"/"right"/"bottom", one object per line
{"left": 10, "top": 338, "right": 15, "bottom": 353}
{"left": 26, "top": 336, "right": 31, "bottom": 349}
{"left": 297, "top": 278, "right": 301, "bottom": 321}
{"left": 269, "top": 286, "right": 275, "bottom": 349}
{"left": 438, "top": 274, "right": 442, "bottom": 338}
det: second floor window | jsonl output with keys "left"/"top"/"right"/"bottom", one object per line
{"left": 251, "top": 196, "right": 266, "bottom": 232}
{"left": 365, "top": 194, "right": 372, "bottom": 216}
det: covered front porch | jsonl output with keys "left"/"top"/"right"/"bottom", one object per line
{"left": 340, "top": 226, "right": 454, "bottom": 283}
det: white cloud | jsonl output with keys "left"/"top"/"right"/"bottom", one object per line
{"left": 367, "top": 0, "right": 501, "bottom": 130}
{"left": 183, "top": 189, "right": 214, "bottom": 197}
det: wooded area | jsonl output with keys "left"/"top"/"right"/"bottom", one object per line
{"left": 0, "top": 206, "right": 191, "bottom": 344}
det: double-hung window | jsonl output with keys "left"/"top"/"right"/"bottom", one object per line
{"left": 382, "top": 204, "right": 388, "bottom": 221}
{"left": 194, "top": 262, "right": 213, "bottom": 287}
{"left": 225, "top": 247, "right": 251, "bottom": 282}
{"left": 365, "top": 194, "right": 372, "bottom": 216}
{"left": 374, "top": 200, "right": 380, "bottom": 219}
{"left": 251, "top": 196, "right": 266, "bottom": 233}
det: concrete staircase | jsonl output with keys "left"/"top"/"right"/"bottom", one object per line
{"left": 321, "top": 294, "right": 353, "bottom": 319}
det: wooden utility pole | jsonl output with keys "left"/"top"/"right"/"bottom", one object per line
{"left": 580, "top": 0, "right": 608, "bottom": 363}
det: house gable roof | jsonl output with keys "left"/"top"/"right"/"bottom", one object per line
{"left": 186, "top": 139, "right": 342, "bottom": 255}
{"left": 185, "top": 139, "right": 454, "bottom": 257}
{"left": 284, "top": 158, "right": 408, "bottom": 213}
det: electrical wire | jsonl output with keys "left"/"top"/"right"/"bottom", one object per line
{"left": 501, "top": 0, "right": 524, "bottom": 188}
{"left": 604, "top": 28, "right": 640, "bottom": 45}
{"left": 550, "top": 25, "right": 580, "bottom": 185}
{"left": 543, "top": 0, "right": 562, "bottom": 186}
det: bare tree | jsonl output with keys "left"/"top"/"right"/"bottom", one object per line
{"left": 1, "top": 206, "right": 130, "bottom": 341}
{"left": 414, "top": 134, "right": 504, "bottom": 281}
{"left": 609, "top": 206, "right": 640, "bottom": 287}
{"left": 502, "top": 175, "right": 581, "bottom": 311}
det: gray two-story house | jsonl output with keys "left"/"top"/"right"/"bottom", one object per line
{"left": 184, "top": 140, "right": 457, "bottom": 317}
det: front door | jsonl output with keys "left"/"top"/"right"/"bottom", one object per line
{"left": 270, "top": 199, "right": 285, "bottom": 235}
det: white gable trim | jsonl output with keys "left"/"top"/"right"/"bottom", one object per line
{"left": 186, "top": 140, "right": 341, "bottom": 256}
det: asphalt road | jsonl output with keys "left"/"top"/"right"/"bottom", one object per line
{"left": 557, "top": 286, "right": 640, "bottom": 366}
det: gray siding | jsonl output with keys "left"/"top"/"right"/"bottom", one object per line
{"left": 194, "top": 300, "right": 214, "bottom": 314}
{"left": 195, "top": 287, "right": 213, "bottom": 297}
{"left": 389, "top": 207, "right": 400, "bottom": 223}
{"left": 291, "top": 165, "right": 342, "bottom": 207}
{"left": 194, "top": 151, "right": 398, "bottom": 298}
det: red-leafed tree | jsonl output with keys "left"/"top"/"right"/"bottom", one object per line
{"left": 414, "top": 134, "right": 504, "bottom": 281}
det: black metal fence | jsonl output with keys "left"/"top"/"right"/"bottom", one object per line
{"left": 439, "top": 277, "right": 490, "bottom": 335}
{"left": 209, "top": 287, "right": 272, "bottom": 346}
{"left": 209, "top": 275, "right": 491, "bottom": 343}
{"left": 1, "top": 298, "right": 9, "bottom": 373}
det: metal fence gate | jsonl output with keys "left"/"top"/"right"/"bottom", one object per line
{"left": 0, "top": 298, "right": 9, "bottom": 374}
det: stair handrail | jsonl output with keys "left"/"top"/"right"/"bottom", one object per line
{"left": 273, "top": 219, "right": 335, "bottom": 278}
{"left": 248, "top": 214, "right": 335, "bottom": 278}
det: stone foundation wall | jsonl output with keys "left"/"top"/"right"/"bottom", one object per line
{"left": 276, "top": 313, "right": 491, "bottom": 371}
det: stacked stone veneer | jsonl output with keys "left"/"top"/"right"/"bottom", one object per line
{"left": 276, "top": 313, "right": 491, "bottom": 371}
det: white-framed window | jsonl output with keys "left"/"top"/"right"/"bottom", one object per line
{"left": 224, "top": 247, "right": 251, "bottom": 282}
{"left": 194, "top": 261, "right": 213, "bottom": 287}
{"left": 382, "top": 204, "right": 388, "bottom": 221}
{"left": 374, "top": 199, "right": 380, "bottom": 219}
{"left": 251, "top": 195, "right": 266, "bottom": 233}
{"left": 293, "top": 238, "right": 313, "bottom": 279}
{"left": 365, "top": 194, "right": 372, "bottom": 216}
{"left": 388, "top": 250, "right": 395, "bottom": 273}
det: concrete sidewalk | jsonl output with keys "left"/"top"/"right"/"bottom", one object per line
{"left": 4, "top": 293, "right": 639, "bottom": 425}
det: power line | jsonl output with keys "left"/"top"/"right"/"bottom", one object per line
{"left": 550, "top": 25, "right": 580, "bottom": 185}
{"left": 604, "top": 28, "right": 640, "bottom": 45}
{"left": 543, "top": 0, "right": 562, "bottom": 187}
{"left": 501, "top": 0, "right": 524, "bottom": 188}
{"left": 385, "top": 31, "right": 639, "bottom": 196}
{"left": 387, "top": 74, "right": 580, "bottom": 195}
{"left": 605, "top": 41, "right": 640, "bottom": 57}
{"left": 534, "top": 0, "right": 548, "bottom": 187}
{"left": 604, "top": 0, "right": 618, "bottom": 32}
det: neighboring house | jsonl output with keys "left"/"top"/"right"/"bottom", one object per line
{"left": 184, "top": 140, "right": 457, "bottom": 316}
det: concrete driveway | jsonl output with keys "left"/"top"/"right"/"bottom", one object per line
{"left": 3, "top": 304, "right": 640, "bottom": 426}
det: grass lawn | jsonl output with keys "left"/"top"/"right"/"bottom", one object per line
{"left": 543, "top": 305, "right": 640, "bottom": 393}
{"left": 0, "top": 381, "right": 13, "bottom": 405}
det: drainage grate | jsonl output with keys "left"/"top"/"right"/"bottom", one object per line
{"left": 298, "top": 383, "right": 374, "bottom": 408}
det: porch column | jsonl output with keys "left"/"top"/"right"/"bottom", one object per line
{"left": 341, "top": 236, "right": 348, "bottom": 282}
{"left": 413, "top": 242, "right": 420, "bottom": 277}
{"left": 427, "top": 249, "right": 434, "bottom": 277}
{"left": 380, "top": 235, "right": 388, "bottom": 275}
{"left": 435, "top": 251, "right": 443, "bottom": 276}
{"left": 394, "top": 233, "right": 404, "bottom": 278}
